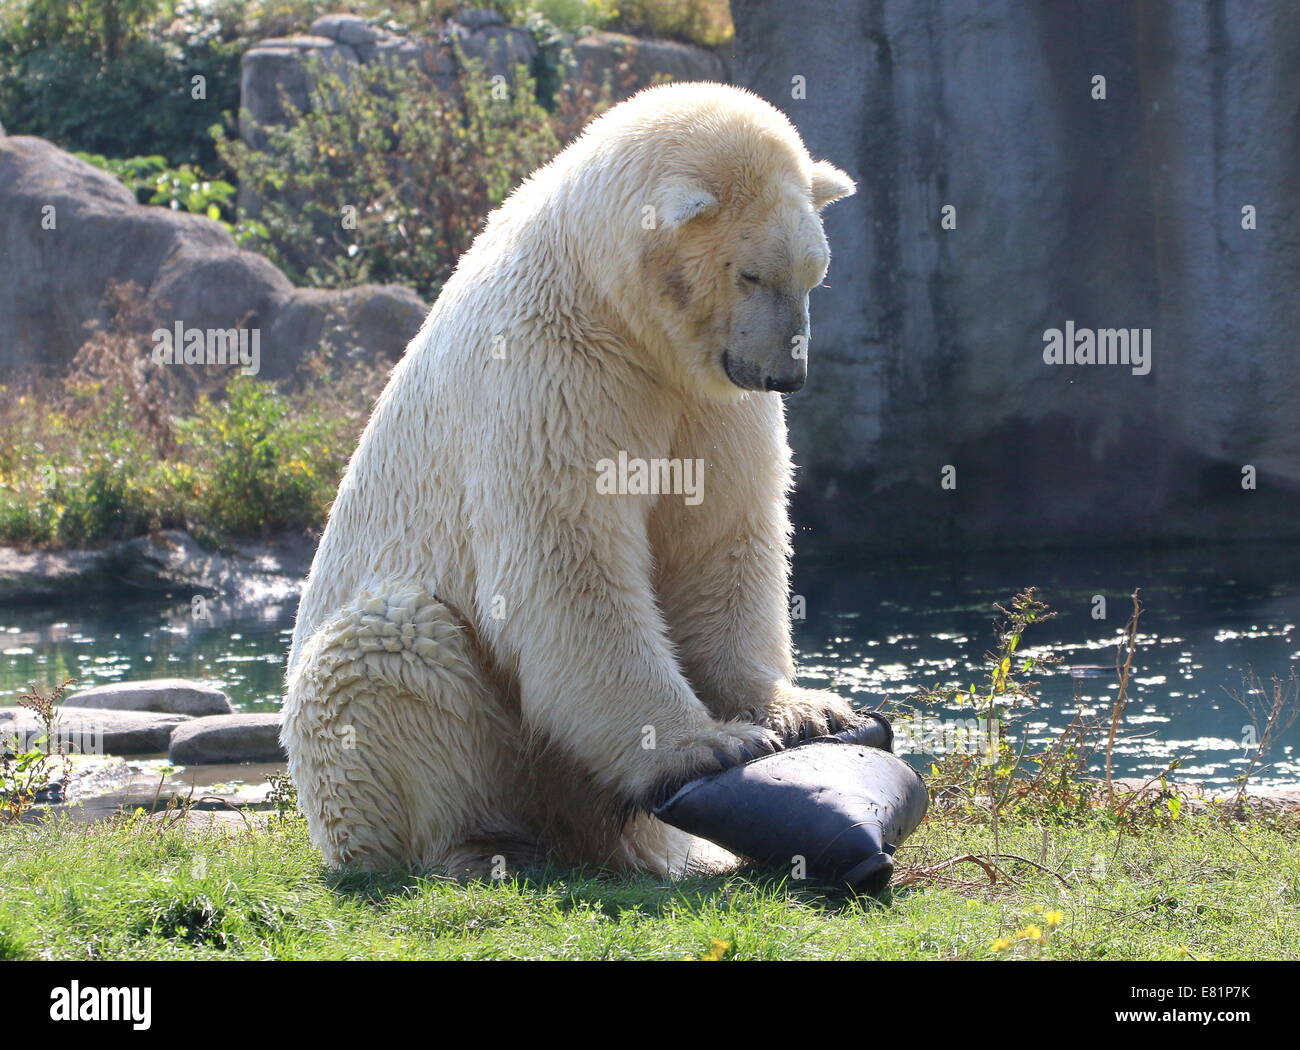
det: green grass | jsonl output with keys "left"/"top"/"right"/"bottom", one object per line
{"left": 1, "top": 812, "right": 1296, "bottom": 960}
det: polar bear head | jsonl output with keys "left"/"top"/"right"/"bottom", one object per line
{"left": 574, "top": 83, "right": 855, "bottom": 401}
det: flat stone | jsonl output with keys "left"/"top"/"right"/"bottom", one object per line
{"left": 255, "top": 34, "right": 342, "bottom": 51}
{"left": 0, "top": 707, "right": 188, "bottom": 756}
{"left": 310, "top": 14, "right": 381, "bottom": 46}
{"left": 453, "top": 9, "right": 506, "bottom": 31}
{"left": 168, "top": 713, "right": 286, "bottom": 765}
{"left": 65, "top": 678, "right": 233, "bottom": 717}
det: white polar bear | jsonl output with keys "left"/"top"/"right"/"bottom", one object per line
{"left": 282, "top": 82, "right": 857, "bottom": 877}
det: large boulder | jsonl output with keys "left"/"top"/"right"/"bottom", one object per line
{"left": 238, "top": 35, "right": 361, "bottom": 151}
{"left": 240, "top": 10, "right": 534, "bottom": 159}
{"left": 447, "top": 10, "right": 538, "bottom": 80}
{"left": 239, "top": 12, "right": 724, "bottom": 157}
{"left": 168, "top": 713, "right": 287, "bottom": 765}
{"left": 309, "top": 13, "right": 382, "bottom": 47}
{"left": 64, "top": 679, "right": 233, "bottom": 717}
{"left": 0, "top": 135, "right": 426, "bottom": 376}
{"left": 571, "top": 31, "right": 726, "bottom": 96}
{"left": 0, "top": 707, "right": 188, "bottom": 755}
{"left": 732, "top": 0, "right": 1300, "bottom": 549}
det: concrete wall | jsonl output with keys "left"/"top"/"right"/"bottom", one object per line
{"left": 732, "top": 0, "right": 1300, "bottom": 548}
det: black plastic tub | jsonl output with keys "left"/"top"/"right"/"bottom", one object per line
{"left": 655, "top": 720, "right": 928, "bottom": 894}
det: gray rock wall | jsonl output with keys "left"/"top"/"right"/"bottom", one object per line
{"left": 732, "top": 0, "right": 1300, "bottom": 548}
{"left": 240, "top": 11, "right": 725, "bottom": 156}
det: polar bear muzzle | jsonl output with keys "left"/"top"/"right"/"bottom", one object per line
{"left": 723, "top": 287, "right": 810, "bottom": 393}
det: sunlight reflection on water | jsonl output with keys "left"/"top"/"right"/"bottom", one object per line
{"left": 2, "top": 543, "right": 1297, "bottom": 789}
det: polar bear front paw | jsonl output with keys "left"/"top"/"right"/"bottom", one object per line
{"left": 691, "top": 718, "right": 784, "bottom": 769}
{"left": 756, "top": 686, "right": 858, "bottom": 747}
{"left": 645, "top": 719, "right": 782, "bottom": 809}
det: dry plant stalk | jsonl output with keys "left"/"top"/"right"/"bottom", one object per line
{"left": 1105, "top": 589, "right": 1143, "bottom": 801}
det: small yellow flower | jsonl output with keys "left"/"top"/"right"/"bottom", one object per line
{"left": 1028, "top": 903, "right": 1044, "bottom": 913}
{"left": 1045, "top": 910, "right": 1064, "bottom": 927}
{"left": 990, "top": 937, "right": 1014, "bottom": 952}
{"left": 1016, "top": 924, "right": 1044, "bottom": 942}
{"left": 700, "top": 938, "right": 731, "bottom": 961}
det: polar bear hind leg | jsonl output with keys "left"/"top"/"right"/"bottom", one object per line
{"left": 282, "top": 584, "right": 534, "bottom": 877}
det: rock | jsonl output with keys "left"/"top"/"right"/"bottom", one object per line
{"left": 0, "top": 528, "right": 314, "bottom": 605}
{"left": 168, "top": 714, "right": 287, "bottom": 764}
{"left": 731, "top": 0, "right": 1300, "bottom": 549}
{"left": 571, "top": 31, "right": 726, "bottom": 97}
{"left": 262, "top": 284, "right": 428, "bottom": 367}
{"left": 447, "top": 18, "right": 537, "bottom": 80}
{"left": 239, "top": 37, "right": 360, "bottom": 151}
{"left": 369, "top": 36, "right": 450, "bottom": 79}
{"left": 64, "top": 679, "right": 233, "bottom": 717}
{"left": 453, "top": 9, "right": 506, "bottom": 32}
{"left": 309, "top": 13, "right": 381, "bottom": 46}
{"left": 233, "top": 14, "right": 722, "bottom": 229}
{"left": 0, "top": 707, "right": 188, "bottom": 755}
{"left": 0, "top": 136, "right": 426, "bottom": 377}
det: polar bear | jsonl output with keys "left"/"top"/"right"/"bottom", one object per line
{"left": 282, "top": 82, "right": 857, "bottom": 877}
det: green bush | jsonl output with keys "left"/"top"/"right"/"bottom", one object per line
{"left": 0, "top": 373, "right": 368, "bottom": 546}
{"left": 3, "top": 0, "right": 166, "bottom": 58}
{"left": 75, "top": 152, "right": 237, "bottom": 220}
{"left": 0, "top": 382, "right": 181, "bottom": 546}
{"left": 173, "top": 375, "right": 354, "bottom": 536}
{"left": 497, "top": 0, "right": 619, "bottom": 34}
{"left": 499, "top": 0, "right": 733, "bottom": 45}
{"left": 0, "top": 283, "right": 384, "bottom": 548}
{"left": 615, "top": 0, "right": 733, "bottom": 46}
{"left": 0, "top": 2, "right": 243, "bottom": 171}
{"left": 216, "top": 52, "right": 610, "bottom": 298}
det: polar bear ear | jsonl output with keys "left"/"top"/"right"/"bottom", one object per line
{"left": 810, "top": 161, "right": 855, "bottom": 210}
{"left": 658, "top": 180, "right": 720, "bottom": 228}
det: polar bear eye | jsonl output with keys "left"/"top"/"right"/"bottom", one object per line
{"left": 740, "top": 272, "right": 761, "bottom": 286}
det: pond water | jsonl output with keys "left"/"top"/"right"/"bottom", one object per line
{"left": 2, "top": 542, "right": 1296, "bottom": 789}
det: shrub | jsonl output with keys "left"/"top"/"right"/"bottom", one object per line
{"left": 74, "top": 153, "right": 236, "bottom": 220}
{"left": 0, "top": 1, "right": 243, "bottom": 171}
{"left": 500, "top": 0, "right": 733, "bottom": 45}
{"left": 0, "top": 283, "right": 384, "bottom": 547}
{"left": 215, "top": 50, "right": 612, "bottom": 298}
{"left": 615, "top": 0, "right": 733, "bottom": 47}
{"left": 0, "top": 375, "right": 179, "bottom": 547}
{"left": 173, "top": 375, "right": 355, "bottom": 536}
{"left": 497, "top": 0, "right": 619, "bottom": 35}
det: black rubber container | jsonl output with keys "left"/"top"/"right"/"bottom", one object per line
{"left": 809, "top": 710, "right": 893, "bottom": 752}
{"left": 654, "top": 719, "right": 928, "bottom": 894}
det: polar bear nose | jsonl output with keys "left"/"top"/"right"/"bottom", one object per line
{"left": 765, "top": 373, "right": 805, "bottom": 393}
{"left": 763, "top": 345, "right": 808, "bottom": 393}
